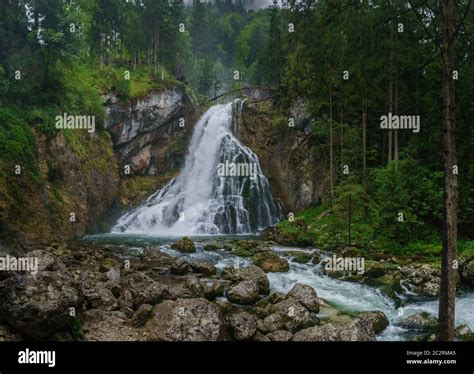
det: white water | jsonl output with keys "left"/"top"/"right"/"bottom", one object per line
{"left": 154, "top": 242, "right": 474, "bottom": 341}
{"left": 112, "top": 102, "right": 281, "bottom": 236}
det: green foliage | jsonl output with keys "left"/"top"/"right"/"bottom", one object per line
{"left": 0, "top": 108, "right": 39, "bottom": 178}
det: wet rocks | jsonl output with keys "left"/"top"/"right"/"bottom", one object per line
{"left": 222, "top": 265, "right": 270, "bottom": 295}
{"left": 0, "top": 271, "right": 84, "bottom": 339}
{"left": 171, "top": 237, "right": 196, "bottom": 253}
{"left": 189, "top": 261, "right": 216, "bottom": 276}
{"left": 253, "top": 252, "right": 289, "bottom": 273}
{"left": 397, "top": 312, "right": 437, "bottom": 331}
{"left": 292, "top": 318, "right": 375, "bottom": 341}
{"left": 145, "top": 298, "right": 225, "bottom": 341}
{"left": 357, "top": 311, "right": 389, "bottom": 334}
{"left": 227, "top": 280, "right": 260, "bottom": 305}
{"left": 228, "top": 312, "right": 258, "bottom": 341}
{"left": 287, "top": 283, "right": 320, "bottom": 313}
{"left": 459, "top": 257, "right": 474, "bottom": 288}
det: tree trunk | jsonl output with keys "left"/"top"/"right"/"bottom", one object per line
{"left": 329, "top": 81, "right": 334, "bottom": 205}
{"left": 394, "top": 76, "right": 399, "bottom": 161}
{"left": 438, "top": 0, "right": 458, "bottom": 342}
{"left": 388, "top": 50, "right": 393, "bottom": 163}
{"left": 362, "top": 105, "right": 367, "bottom": 190}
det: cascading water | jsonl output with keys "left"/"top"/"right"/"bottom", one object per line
{"left": 112, "top": 101, "right": 282, "bottom": 236}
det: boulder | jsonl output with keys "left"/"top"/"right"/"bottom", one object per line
{"left": 397, "top": 312, "right": 437, "bottom": 331}
{"left": 253, "top": 252, "right": 289, "bottom": 273}
{"left": 221, "top": 265, "right": 270, "bottom": 295}
{"left": 459, "top": 257, "right": 474, "bottom": 288}
{"left": 121, "top": 272, "right": 171, "bottom": 309}
{"left": 132, "top": 304, "right": 153, "bottom": 326}
{"left": 189, "top": 261, "right": 216, "bottom": 276}
{"left": 171, "top": 237, "right": 196, "bottom": 253}
{"left": 357, "top": 311, "right": 390, "bottom": 334}
{"left": 83, "top": 310, "right": 144, "bottom": 341}
{"left": 287, "top": 283, "right": 320, "bottom": 313}
{"left": 292, "top": 318, "right": 375, "bottom": 341}
{"left": 82, "top": 280, "right": 119, "bottom": 311}
{"left": 203, "top": 279, "right": 231, "bottom": 300}
{"left": 0, "top": 272, "right": 84, "bottom": 339}
{"left": 145, "top": 298, "right": 225, "bottom": 341}
{"left": 227, "top": 280, "right": 259, "bottom": 305}
{"left": 267, "top": 299, "right": 316, "bottom": 332}
{"left": 266, "top": 330, "right": 292, "bottom": 342}
{"left": 257, "top": 313, "right": 287, "bottom": 333}
{"left": 228, "top": 312, "right": 258, "bottom": 341}
{"left": 455, "top": 324, "right": 473, "bottom": 340}
{"left": 203, "top": 243, "right": 220, "bottom": 251}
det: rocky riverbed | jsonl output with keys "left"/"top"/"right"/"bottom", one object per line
{"left": 0, "top": 237, "right": 472, "bottom": 342}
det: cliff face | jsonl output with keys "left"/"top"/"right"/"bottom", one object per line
{"left": 0, "top": 85, "right": 200, "bottom": 250}
{"left": 236, "top": 98, "right": 329, "bottom": 214}
{"left": 0, "top": 130, "right": 119, "bottom": 250}
{"left": 103, "top": 87, "right": 200, "bottom": 211}
{"left": 105, "top": 88, "right": 198, "bottom": 177}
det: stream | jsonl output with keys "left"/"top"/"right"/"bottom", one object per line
{"left": 84, "top": 234, "right": 474, "bottom": 341}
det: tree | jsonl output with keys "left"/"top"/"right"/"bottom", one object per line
{"left": 438, "top": 0, "right": 458, "bottom": 342}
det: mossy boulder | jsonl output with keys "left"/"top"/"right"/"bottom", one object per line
{"left": 171, "top": 237, "right": 196, "bottom": 253}
{"left": 253, "top": 252, "right": 289, "bottom": 273}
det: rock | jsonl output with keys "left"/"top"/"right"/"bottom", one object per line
{"left": 455, "top": 324, "right": 472, "bottom": 340}
{"left": 228, "top": 312, "right": 258, "bottom": 341}
{"left": 141, "top": 246, "right": 190, "bottom": 275}
{"left": 266, "top": 330, "right": 292, "bottom": 342}
{"left": 121, "top": 272, "right": 171, "bottom": 309}
{"left": 0, "top": 323, "right": 21, "bottom": 341}
{"left": 338, "top": 318, "right": 376, "bottom": 341}
{"left": 292, "top": 323, "right": 340, "bottom": 341}
{"left": 257, "top": 313, "right": 287, "bottom": 333}
{"left": 232, "top": 240, "right": 269, "bottom": 257}
{"left": 203, "top": 243, "right": 220, "bottom": 251}
{"left": 357, "top": 311, "right": 389, "bottom": 334}
{"left": 145, "top": 298, "right": 225, "bottom": 341}
{"left": 171, "top": 237, "right": 196, "bottom": 253}
{"left": 132, "top": 304, "right": 153, "bottom": 326}
{"left": 27, "top": 250, "right": 67, "bottom": 272}
{"left": 253, "top": 331, "right": 271, "bottom": 341}
{"left": 83, "top": 310, "right": 144, "bottom": 341}
{"left": 397, "top": 312, "right": 438, "bottom": 331}
{"left": 82, "top": 281, "right": 119, "bottom": 311}
{"left": 222, "top": 266, "right": 270, "bottom": 295}
{"left": 0, "top": 272, "right": 84, "bottom": 339}
{"left": 292, "top": 318, "right": 375, "bottom": 341}
{"left": 189, "top": 261, "right": 216, "bottom": 276}
{"left": 253, "top": 252, "right": 289, "bottom": 273}
{"left": 227, "top": 280, "right": 259, "bottom": 305}
{"left": 267, "top": 299, "right": 316, "bottom": 332}
{"left": 106, "top": 267, "right": 121, "bottom": 284}
{"left": 459, "top": 257, "right": 474, "bottom": 288}
{"left": 286, "top": 251, "right": 313, "bottom": 264}
{"left": 287, "top": 283, "right": 320, "bottom": 313}
{"left": 203, "top": 279, "right": 231, "bottom": 300}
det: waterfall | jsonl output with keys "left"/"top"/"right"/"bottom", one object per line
{"left": 112, "top": 101, "right": 282, "bottom": 236}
